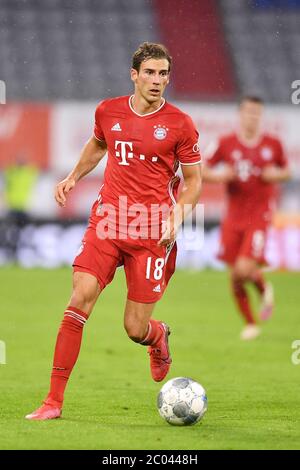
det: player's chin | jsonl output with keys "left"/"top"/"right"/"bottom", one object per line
{"left": 147, "top": 91, "right": 162, "bottom": 102}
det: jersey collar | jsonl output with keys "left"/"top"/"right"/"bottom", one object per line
{"left": 236, "top": 132, "right": 264, "bottom": 149}
{"left": 128, "top": 95, "right": 166, "bottom": 117}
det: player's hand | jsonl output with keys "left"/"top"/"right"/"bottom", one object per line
{"left": 261, "top": 165, "right": 281, "bottom": 183}
{"left": 158, "top": 217, "right": 178, "bottom": 247}
{"left": 55, "top": 177, "right": 76, "bottom": 207}
{"left": 220, "top": 165, "right": 236, "bottom": 183}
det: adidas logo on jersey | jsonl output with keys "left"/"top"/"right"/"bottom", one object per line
{"left": 111, "top": 123, "right": 122, "bottom": 131}
{"left": 153, "top": 284, "right": 161, "bottom": 293}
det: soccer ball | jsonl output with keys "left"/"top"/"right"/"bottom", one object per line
{"left": 157, "top": 377, "right": 207, "bottom": 426}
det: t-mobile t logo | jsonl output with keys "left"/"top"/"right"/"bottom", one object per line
{"left": 115, "top": 141, "right": 133, "bottom": 166}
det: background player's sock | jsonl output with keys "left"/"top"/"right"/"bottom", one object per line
{"left": 140, "top": 319, "right": 162, "bottom": 346}
{"left": 45, "top": 306, "right": 88, "bottom": 406}
{"left": 250, "top": 271, "right": 266, "bottom": 295}
{"left": 232, "top": 279, "right": 256, "bottom": 324}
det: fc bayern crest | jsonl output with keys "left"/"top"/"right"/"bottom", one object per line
{"left": 261, "top": 147, "right": 273, "bottom": 160}
{"left": 154, "top": 125, "right": 168, "bottom": 140}
{"left": 231, "top": 149, "right": 242, "bottom": 160}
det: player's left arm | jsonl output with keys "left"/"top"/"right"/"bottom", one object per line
{"left": 261, "top": 140, "right": 291, "bottom": 183}
{"left": 158, "top": 163, "right": 202, "bottom": 246}
{"left": 159, "top": 114, "right": 202, "bottom": 246}
{"left": 261, "top": 165, "right": 291, "bottom": 183}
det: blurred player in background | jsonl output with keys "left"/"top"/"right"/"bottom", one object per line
{"left": 203, "top": 96, "right": 290, "bottom": 340}
{"left": 26, "top": 42, "right": 201, "bottom": 420}
{"left": 3, "top": 155, "right": 38, "bottom": 260}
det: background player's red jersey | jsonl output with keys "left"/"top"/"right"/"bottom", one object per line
{"left": 93, "top": 95, "right": 201, "bottom": 230}
{"left": 206, "top": 133, "right": 288, "bottom": 229}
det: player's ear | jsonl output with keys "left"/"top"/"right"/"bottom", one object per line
{"left": 130, "top": 68, "right": 138, "bottom": 83}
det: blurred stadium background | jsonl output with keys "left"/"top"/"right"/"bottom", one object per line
{"left": 0, "top": 0, "right": 300, "bottom": 271}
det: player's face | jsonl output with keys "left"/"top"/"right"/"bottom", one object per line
{"left": 131, "top": 58, "right": 170, "bottom": 103}
{"left": 239, "top": 101, "right": 264, "bottom": 135}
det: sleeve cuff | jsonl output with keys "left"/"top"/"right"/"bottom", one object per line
{"left": 94, "top": 133, "right": 105, "bottom": 142}
{"left": 179, "top": 160, "right": 202, "bottom": 166}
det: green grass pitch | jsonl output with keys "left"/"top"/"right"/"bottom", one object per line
{"left": 0, "top": 267, "right": 299, "bottom": 450}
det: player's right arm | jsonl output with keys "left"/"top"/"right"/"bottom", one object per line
{"left": 202, "top": 139, "right": 235, "bottom": 183}
{"left": 202, "top": 164, "right": 235, "bottom": 183}
{"left": 260, "top": 139, "right": 291, "bottom": 183}
{"left": 55, "top": 136, "right": 107, "bottom": 207}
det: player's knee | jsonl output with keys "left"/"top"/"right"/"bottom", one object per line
{"left": 71, "top": 272, "right": 100, "bottom": 303}
{"left": 232, "top": 265, "right": 252, "bottom": 282}
{"left": 69, "top": 287, "right": 97, "bottom": 314}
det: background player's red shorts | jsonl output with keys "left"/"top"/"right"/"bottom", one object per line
{"left": 218, "top": 220, "right": 267, "bottom": 265}
{"left": 73, "top": 225, "right": 177, "bottom": 304}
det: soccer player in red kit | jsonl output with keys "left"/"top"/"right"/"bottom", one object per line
{"left": 203, "top": 96, "right": 290, "bottom": 340}
{"left": 25, "top": 43, "right": 201, "bottom": 420}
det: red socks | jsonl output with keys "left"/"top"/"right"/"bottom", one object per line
{"left": 251, "top": 271, "right": 266, "bottom": 295}
{"left": 140, "top": 319, "right": 162, "bottom": 346}
{"left": 232, "top": 279, "right": 256, "bottom": 324}
{"left": 45, "top": 306, "right": 88, "bottom": 406}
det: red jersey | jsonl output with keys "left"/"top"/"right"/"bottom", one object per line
{"left": 93, "top": 95, "right": 201, "bottom": 230}
{"left": 206, "top": 133, "right": 287, "bottom": 228}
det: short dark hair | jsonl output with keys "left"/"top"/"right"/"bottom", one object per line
{"left": 132, "top": 42, "right": 172, "bottom": 72}
{"left": 240, "top": 95, "right": 264, "bottom": 105}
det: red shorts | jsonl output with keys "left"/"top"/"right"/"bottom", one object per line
{"left": 73, "top": 225, "right": 177, "bottom": 304}
{"left": 218, "top": 220, "right": 267, "bottom": 265}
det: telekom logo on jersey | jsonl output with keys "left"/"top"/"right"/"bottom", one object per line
{"left": 115, "top": 140, "right": 158, "bottom": 165}
{"left": 115, "top": 141, "right": 133, "bottom": 165}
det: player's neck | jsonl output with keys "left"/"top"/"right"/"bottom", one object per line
{"left": 130, "top": 94, "right": 165, "bottom": 115}
{"left": 238, "top": 129, "right": 262, "bottom": 148}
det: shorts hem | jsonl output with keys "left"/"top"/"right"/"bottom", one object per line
{"left": 218, "top": 253, "right": 266, "bottom": 266}
{"left": 217, "top": 254, "right": 235, "bottom": 265}
{"left": 127, "top": 294, "right": 162, "bottom": 304}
